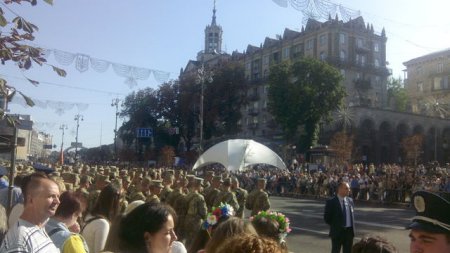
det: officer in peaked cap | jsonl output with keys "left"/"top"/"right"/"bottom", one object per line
{"left": 408, "top": 191, "right": 450, "bottom": 253}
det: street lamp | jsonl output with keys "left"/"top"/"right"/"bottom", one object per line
{"left": 196, "top": 58, "right": 213, "bottom": 152}
{"left": 111, "top": 98, "right": 120, "bottom": 160}
{"left": 59, "top": 124, "right": 68, "bottom": 165}
{"left": 74, "top": 114, "right": 83, "bottom": 162}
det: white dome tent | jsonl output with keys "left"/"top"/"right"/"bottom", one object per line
{"left": 192, "top": 139, "right": 287, "bottom": 172}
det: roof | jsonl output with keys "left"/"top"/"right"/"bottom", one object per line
{"left": 403, "top": 48, "right": 450, "bottom": 66}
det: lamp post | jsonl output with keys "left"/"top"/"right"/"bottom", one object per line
{"left": 111, "top": 98, "right": 120, "bottom": 160}
{"left": 74, "top": 114, "right": 83, "bottom": 162}
{"left": 196, "top": 58, "right": 213, "bottom": 152}
{"left": 59, "top": 124, "right": 68, "bottom": 165}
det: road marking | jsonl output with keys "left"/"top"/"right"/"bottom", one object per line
{"left": 280, "top": 211, "right": 406, "bottom": 230}
{"left": 291, "top": 226, "right": 362, "bottom": 241}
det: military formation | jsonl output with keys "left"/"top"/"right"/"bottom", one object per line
{"left": 4, "top": 163, "right": 271, "bottom": 247}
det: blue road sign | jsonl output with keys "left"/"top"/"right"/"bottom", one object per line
{"left": 137, "top": 128, "right": 153, "bottom": 138}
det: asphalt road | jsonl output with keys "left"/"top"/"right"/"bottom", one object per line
{"left": 261, "top": 196, "right": 415, "bottom": 253}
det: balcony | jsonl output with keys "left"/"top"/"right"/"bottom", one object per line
{"left": 247, "top": 108, "right": 259, "bottom": 116}
{"left": 354, "top": 78, "right": 372, "bottom": 90}
{"left": 355, "top": 44, "right": 370, "bottom": 54}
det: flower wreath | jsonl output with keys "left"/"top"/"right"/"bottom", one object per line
{"left": 201, "top": 202, "right": 235, "bottom": 233}
{"left": 250, "top": 210, "right": 292, "bottom": 241}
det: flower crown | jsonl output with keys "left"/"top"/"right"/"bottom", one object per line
{"left": 201, "top": 202, "right": 235, "bottom": 232}
{"left": 250, "top": 210, "right": 292, "bottom": 238}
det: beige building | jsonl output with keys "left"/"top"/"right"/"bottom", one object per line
{"left": 403, "top": 48, "right": 450, "bottom": 115}
{"left": 240, "top": 16, "right": 390, "bottom": 139}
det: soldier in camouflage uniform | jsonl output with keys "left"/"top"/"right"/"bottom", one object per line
{"left": 160, "top": 173, "right": 174, "bottom": 203}
{"left": 129, "top": 176, "right": 151, "bottom": 202}
{"left": 204, "top": 176, "right": 222, "bottom": 210}
{"left": 184, "top": 177, "right": 207, "bottom": 248}
{"left": 213, "top": 177, "right": 239, "bottom": 212}
{"left": 202, "top": 171, "right": 214, "bottom": 197}
{"left": 246, "top": 178, "right": 270, "bottom": 216}
{"left": 167, "top": 177, "right": 188, "bottom": 241}
{"left": 231, "top": 177, "right": 248, "bottom": 218}
{"left": 146, "top": 180, "right": 163, "bottom": 203}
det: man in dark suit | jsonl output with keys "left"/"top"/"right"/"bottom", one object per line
{"left": 324, "top": 181, "right": 355, "bottom": 253}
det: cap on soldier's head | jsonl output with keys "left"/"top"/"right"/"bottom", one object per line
{"left": 222, "top": 177, "right": 231, "bottom": 186}
{"left": 151, "top": 180, "right": 164, "bottom": 189}
{"left": 407, "top": 191, "right": 450, "bottom": 234}
{"left": 194, "top": 177, "right": 204, "bottom": 186}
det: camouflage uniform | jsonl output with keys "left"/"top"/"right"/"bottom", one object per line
{"left": 159, "top": 185, "right": 173, "bottom": 203}
{"left": 87, "top": 189, "right": 100, "bottom": 212}
{"left": 184, "top": 191, "right": 207, "bottom": 245}
{"left": 213, "top": 190, "right": 239, "bottom": 212}
{"left": 233, "top": 187, "right": 248, "bottom": 218}
{"left": 129, "top": 191, "right": 146, "bottom": 202}
{"left": 171, "top": 191, "right": 188, "bottom": 240}
{"left": 246, "top": 189, "right": 270, "bottom": 216}
{"left": 146, "top": 194, "right": 160, "bottom": 204}
{"left": 205, "top": 188, "right": 220, "bottom": 210}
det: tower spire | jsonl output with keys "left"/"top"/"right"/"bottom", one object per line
{"left": 211, "top": 0, "right": 217, "bottom": 26}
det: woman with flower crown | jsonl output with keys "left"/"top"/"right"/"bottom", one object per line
{"left": 250, "top": 210, "right": 292, "bottom": 251}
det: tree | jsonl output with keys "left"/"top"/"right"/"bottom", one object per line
{"left": 268, "top": 58, "right": 346, "bottom": 151}
{"left": 330, "top": 131, "right": 353, "bottom": 164}
{"left": 387, "top": 77, "right": 408, "bottom": 112}
{"left": 401, "top": 134, "right": 424, "bottom": 166}
{"left": 0, "top": 0, "right": 66, "bottom": 118}
{"left": 178, "top": 60, "right": 247, "bottom": 150}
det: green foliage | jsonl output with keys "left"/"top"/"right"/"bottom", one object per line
{"left": 387, "top": 77, "right": 408, "bottom": 112}
{"left": 0, "top": 0, "right": 64, "bottom": 118}
{"left": 268, "top": 58, "right": 346, "bottom": 151}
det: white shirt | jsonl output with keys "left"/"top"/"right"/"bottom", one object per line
{"left": 81, "top": 214, "right": 110, "bottom": 253}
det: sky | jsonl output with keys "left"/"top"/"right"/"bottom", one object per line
{"left": 1, "top": 0, "right": 449, "bottom": 150}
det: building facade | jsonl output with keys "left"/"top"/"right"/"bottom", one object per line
{"left": 403, "top": 48, "right": 450, "bottom": 115}
{"left": 239, "top": 16, "right": 390, "bottom": 141}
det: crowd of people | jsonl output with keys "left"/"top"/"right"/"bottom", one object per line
{"left": 238, "top": 163, "right": 450, "bottom": 203}
{"left": 0, "top": 161, "right": 448, "bottom": 253}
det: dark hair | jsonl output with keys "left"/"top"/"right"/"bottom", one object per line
{"left": 251, "top": 215, "right": 280, "bottom": 241}
{"left": 55, "top": 191, "right": 82, "bottom": 219}
{"left": 21, "top": 172, "right": 51, "bottom": 204}
{"left": 91, "top": 184, "right": 121, "bottom": 221}
{"left": 352, "top": 235, "right": 398, "bottom": 253}
{"left": 118, "top": 202, "right": 176, "bottom": 253}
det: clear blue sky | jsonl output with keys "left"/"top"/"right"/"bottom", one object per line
{"left": 2, "top": 0, "right": 449, "bottom": 149}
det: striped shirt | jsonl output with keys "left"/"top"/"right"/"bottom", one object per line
{"left": 0, "top": 218, "right": 60, "bottom": 253}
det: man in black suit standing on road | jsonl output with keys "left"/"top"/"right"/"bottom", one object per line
{"left": 324, "top": 181, "right": 355, "bottom": 253}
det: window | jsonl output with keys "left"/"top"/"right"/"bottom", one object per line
{"left": 374, "top": 59, "right": 380, "bottom": 67}
{"left": 306, "top": 39, "right": 313, "bottom": 50}
{"left": 252, "top": 117, "right": 258, "bottom": 123}
{"left": 374, "top": 42, "right": 379, "bottom": 52}
{"left": 339, "top": 33, "right": 346, "bottom": 44}
{"left": 340, "top": 50, "right": 346, "bottom": 61}
{"left": 361, "top": 55, "right": 366, "bottom": 66}
{"left": 417, "top": 82, "right": 423, "bottom": 92}
{"left": 283, "top": 47, "right": 290, "bottom": 59}
{"left": 437, "top": 62, "right": 444, "bottom": 73}
{"left": 356, "top": 38, "right": 363, "bottom": 47}
{"left": 320, "top": 34, "right": 327, "bottom": 46}
{"left": 433, "top": 77, "right": 443, "bottom": 90}
{"left": 416, "top": 66, "right": 422, "bottom": 75}
{"left": 340, "top": 69, "right": 346, "bottom": 78}
{"left": 263, "top": 55, "right": 269, "bottom": 65}
{"left": 264, "top": 85, "right": 269, "bottom": 94}
{"left": 320, "top": 51, "right": 327, "bottom": 61}
{"left": 375, "top": 76, "right": 380, "bottom": 86}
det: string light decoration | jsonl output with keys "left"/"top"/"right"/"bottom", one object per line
{"left": 42, "top": 49, "right": 171, "bottom": 88}
{"left": 272, "top": 0, "right": 361, "bottom": 23}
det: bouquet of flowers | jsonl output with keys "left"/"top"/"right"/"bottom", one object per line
{"left": 201, "top": 202, "right": 235, "bottom": 233}
{"left": 250, "top": 210, "right": 292, "bottom": 241}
